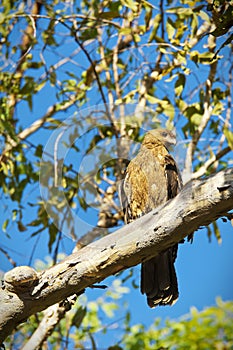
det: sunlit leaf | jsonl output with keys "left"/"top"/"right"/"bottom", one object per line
{"left": 2, "top": 218, "right": 9, "bottom": 232}
{"left": 224, "top": 127, "right": 233, "bottom": 150}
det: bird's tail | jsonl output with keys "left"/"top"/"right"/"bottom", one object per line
{"left": 140, "top": 246, "right": 179, "bottom": 308}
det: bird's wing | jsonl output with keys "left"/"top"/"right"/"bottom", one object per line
{"left": 164, "top": 154, "right": 183, "bottom": 199}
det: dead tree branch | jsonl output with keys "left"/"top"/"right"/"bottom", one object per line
{"left": 0, "top": 168, "right": 233, "bottom": 343}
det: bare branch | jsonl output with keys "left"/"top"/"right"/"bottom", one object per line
{"left": 12, "top": 13, "right": 122, "bottom": 30}
{"left": 98, "top": 27, "right": 114, "bottom": 108}
{"left": 0, "top": 96, "right": 78, "bottom": 161}
{"left": 0, "top": 247, "right": 17, "bottom": 268}
{"left": 191, "top": 147, "right": 232, "bottom": 179}
{"left": 0, "top": 168, "right": 233, "bottom": 343}
{"left": 21, "top": 295, "right": 78, "bottom": 350}
{"left": 22, "top": 242, "right": 80, "bottom": 349}
{"left": 8, "top": 1, "right": 43, "bottom": 112}
{"left": 184, "top": 37, "right": 218, "bottom": 181}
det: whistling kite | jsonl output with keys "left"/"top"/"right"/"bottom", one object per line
{"left": 119, "top": 129, "right": 182, "bottom": 307}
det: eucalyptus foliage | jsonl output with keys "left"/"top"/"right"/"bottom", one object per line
{"left": 0, "top": 0, "right": 232, "bottom": 348}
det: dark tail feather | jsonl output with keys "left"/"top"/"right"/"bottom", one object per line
{"left": 141, "top": 246, "right": 179, "bottom": 308}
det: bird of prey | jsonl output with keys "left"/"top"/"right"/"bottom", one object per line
{"left": 119, "top": 129, "right": 183, "bottom": 308}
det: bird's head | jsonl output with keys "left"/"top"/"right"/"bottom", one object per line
{"left": 143, "top": 128, "right": 176, "bottom": 151}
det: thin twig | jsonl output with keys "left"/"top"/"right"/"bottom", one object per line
{"left": 192, "top": 146, "right": 232, "bottom": 179}
{"left": 184, "top": 37, "right": 218, "bottom": 180}
{"left": 97, "top": 27, "right": 114, "bottom": 109}
{"left": 11, "top": 13, "right": 122, "bottom": 29}
{"left": 0, "top": 247, "right": 17, "bottom": 268}
{"left": 0, "top": 93, "right": 80, "bottom": 161}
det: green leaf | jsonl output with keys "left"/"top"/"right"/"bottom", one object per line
{"left": 49, "top": 71, "right": 57, "bottom": 86}
{"left": 98, "top": 11, "right": 120, "bottom": 19}
{"left": 164, "top": 103, "right": 175, "bottom": 120}
{"left": 17, "top": 221, "right": 27, "bottom": 232}
{"left": 167, "top": 7, "right": 193, "bottom": 16}
{"left": 28, "top": 219, "right": 42, "bottom": 227}
{"left": 212, "top": 221, "right": 222, "bottom": 244}
{"left": 121, "top": 0, "right": 138, "bottom": 12}
{"left": 119, "top": 27, "right": 132, "bottom": 35}
{"left": 223, "top": 127, "right": 233, "bottom": 150}
{"left": 102, "top": 302, "right": 118, "bottom": 318}
{"left": 48, "top": 224, "right": 58, "bottom": 252}
{"left": 71, "top": 306, "right": 87, "bottom": 328}
{"left": 144, "top": 7, "right": 152, "bottom": 29}
{"left": 78, "top": 196, "right": 88, "bottom": 210}
{"left": 206, "top": 225, "right": 212, "bottom": 242}
{"left": 145, "top": 94, "right": 160, "bottom": 104}
{"left": 2, "top": 218, "right": 9, "bottom": 232}
{"left": 166, "top": 18, "right": 176, "bottom": 41}
{"left": 175, "top": 74, "right": 186, "bottom": 97}
{"left": 79, "top": 28, "right": 98, "bottom": 41}
{"left": 191, "top": 113, "right": 202, "bottom": 126}
{"left": 149, "top": 14, "right": 161, "bottom": 42}
{"left": 34, "top": 144, "right": 43, "bottom": 158}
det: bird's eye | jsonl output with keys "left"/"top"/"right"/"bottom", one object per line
{"left": 161, "top": 131, "right": 167, "bottom": 137}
